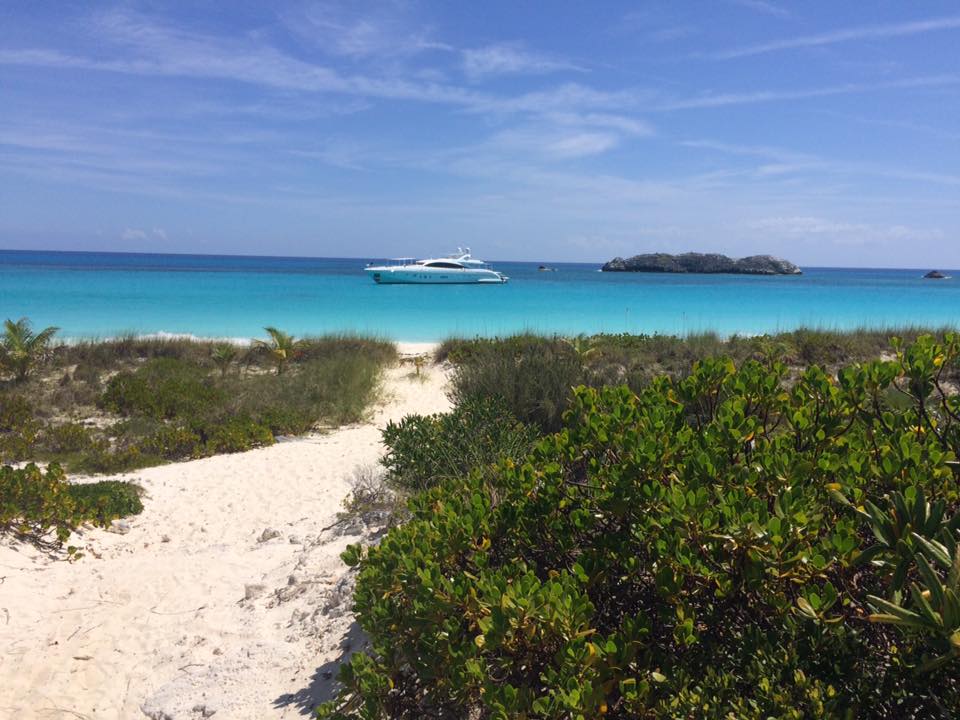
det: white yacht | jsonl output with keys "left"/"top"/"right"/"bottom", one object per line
{"left": 365, "top": 248, "right": 508, "bottom": 284}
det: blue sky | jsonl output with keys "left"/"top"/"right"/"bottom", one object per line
{"left": 1, "top": 1, "right": 958, "bottom": 266}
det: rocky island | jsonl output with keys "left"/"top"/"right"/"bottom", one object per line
{"left": 601, "top": 252, "right": 802, "bottom": 275}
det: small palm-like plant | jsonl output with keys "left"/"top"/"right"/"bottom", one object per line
{"left": 252, "top": 327, "right": 302, "bottom": 375}
{"left": 1, "top": 317, "right": 60, "bottom": 382}
{"left": 211, "top": 343, "right": 238, "bottom": 378}
{"left": 567, "top": 334, "right": 598, "bottom": 366}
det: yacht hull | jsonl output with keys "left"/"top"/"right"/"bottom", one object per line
{"left": 366, "top": 267, "right": 507, "bottom": 284}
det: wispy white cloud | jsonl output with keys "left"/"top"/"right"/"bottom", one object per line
{"left": 284, "top": 1, "right": 452, "bottom": 59}
{"left": 617, "top": 8, "right": 700, "bottom": 44}
{"left": 727, "top": 0, "right": 791, "bottom": 19}
{"left": 466, "top": 82, "right": 645, "bottom": 115}
{"left": 0, "top": 12, "right": 481, "bottom": 105}
{"left": 462, "top": 43, "right": 585, "bottom": 80}
{"left": 713, "top": 15, "right": 960, "bottom": 59}
{"left": 543, "top": 132, "right": 620, "bottom": 158}
{"left": 121, "top": 227, "right": 168, "bottom": 242}
{"left": 454, "top": 125, "right": 623, "bottom": 163}
{"left": 0, "top": 15, "right": 606, "bottom": 119}
{"left": 547, "top": 112, "right": 654, "bottom": 137}
{"left": 121, "top": 227, "right": 148, "bottom": 242}
{"left": 644, "top": 25, "right": 699, "bottom": 43}
{"left": 744, "top": 216, "right": 945, "bottom": 245}
{"left": 680, "top": 139, "right": 815, "bottom": 163}
{"left": 656, "top": 74, "right": 960, "bottom": 110}
{"left": 288, "top": 139, "right": 370, "bottom": 170}
{"left": 812, "top": 110, "right": 960, "bottom": 143}
{"left": 683, "top": 137, "right": 960, "bottom": 187}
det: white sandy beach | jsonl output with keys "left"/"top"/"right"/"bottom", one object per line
{"left": 0, "top": 346, "right": 448, "bottom": 719}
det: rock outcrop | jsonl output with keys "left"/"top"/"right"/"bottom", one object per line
{"left": 601, "top": 252, "right": 802, "bottom": 275}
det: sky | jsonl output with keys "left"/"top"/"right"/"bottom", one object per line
{"left": 1, "top": 1, "right": 958, "bottom": 266}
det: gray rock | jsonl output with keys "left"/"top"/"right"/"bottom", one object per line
{"left": 244, "top": 583, "right": 266, "bottom": 600}
{"left": 257, "top": 528, "right": 280, "bottom": 543}
{"left": 192, "top": 703, "right": 217, "bottom": 717}
{"left": 601, "top": 252, "right": 801, "bottom": 275}
{"left": 140, "top": 706, "right": 174, "bottom": 720}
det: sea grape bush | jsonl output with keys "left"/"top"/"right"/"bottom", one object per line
{"left": 0, "top": 463, "right": 142, "bottom": 553}
{"left": 322, "top": 334, "right": 960, "bottom": 719}
{"left": 381, "top": 397, "right": 540, "bottom": 493}
{"left": 0, "top": 463, "right": 79, "bottom": 549}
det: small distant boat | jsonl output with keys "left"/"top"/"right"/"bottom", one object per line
{"left": 923, "top": 270, "right": 951, "bottom": 280}
{"left": 365, "top": 248, "right": 508, "bottom": 284}
{"left": 538, "top": 265, "right": 556, "bottom": 272}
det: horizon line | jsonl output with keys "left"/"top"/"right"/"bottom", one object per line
{"left": 0, "top": 246, "right": 955, "bottom": 273}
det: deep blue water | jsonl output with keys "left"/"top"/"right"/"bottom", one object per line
{"left": 1, "top": 250, "right": 958, "bottom": 342}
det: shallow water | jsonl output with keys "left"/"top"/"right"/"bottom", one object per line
{"left": 1, "top": 250, "right": 958, "bottom": 341}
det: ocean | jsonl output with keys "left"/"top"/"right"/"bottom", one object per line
{"left": 1, "top": 250, "right": 958, "bottom": 342}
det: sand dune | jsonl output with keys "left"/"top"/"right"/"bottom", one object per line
{"left": 0, "top": 350, "right": 448, "bottom": 719}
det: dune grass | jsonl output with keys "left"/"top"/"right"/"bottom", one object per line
{"left": 1, "top": 333, "right": 397, "bottom": 474}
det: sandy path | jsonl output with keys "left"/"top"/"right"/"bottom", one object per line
{"left": 0, "top": 352, "right": 449, "bottom": 719}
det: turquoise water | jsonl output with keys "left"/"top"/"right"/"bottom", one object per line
{"left": 1, "top": 250, "right": 959, "bottom": 342}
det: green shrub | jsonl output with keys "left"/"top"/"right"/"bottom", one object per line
{"left": 0, "top": 394, "right": 35, "bottom": 430}
{"left": 0, "top": 464, "right": 140, "bottom": 552}
{"left": 322, "top": 335, "right": 960, "bottom": 719}
{"left": 73, "top": 442, "right": 154, "bottom": 475}
{"left": 40, "top": 422, "right": 95, "bottom": 453}
{"left": 440, "top": 329, "right": 960, "bottom": 401}
{"left": 0, "top": 395, "right": 40, "bottom": 462}
{"left": 138, "top": 424, "right": 203, "bottom": 459}
{"left": 67, "top": 480, "right": 143, "bottom": 525}
{"left": 0, "top": 463, "right": 78, "bottom": 548}
{"left": 447, "top": 335, "right": 585, "bottom": 433}
{"left": 381, "top": 397, "right": 540, "bottom": 493}
{"left": 200, "top": 416, "right": 275, "bottom": 454}
{"left": 71, "top": 362, "right": 101, "bottom": 386}
{"left": 100, "top": 357, "right": 223, "bottom": 419}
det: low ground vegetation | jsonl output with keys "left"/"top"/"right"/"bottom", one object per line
{"left": 324, "top": 332, "right": 960, "bottom": 718}
{"left": 381, "top": 397, "right": 540, "bottom": 494}
{"left": 0, "top": 463, "right": 142, "bottom": 554}
{"left": 437, "top": 328, "right": 958, "bottom": 433}
{"left": 1, "top": 325, "right": 395, "bottom": 551}
{"left": 0, "top": 329, "right": 395, "bottom": 473}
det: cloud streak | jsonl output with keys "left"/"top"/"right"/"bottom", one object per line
{"left": 656, "top": 74, "right": 960, "bottom": 110}
{"left": 713, "top": 15, "right": 960, "bottom": 59}
{"left": 462, "top": 43, "right": 586, "bottom": 80}
{"left": 727, "top": 0, "right": 791, "bottom": 19}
